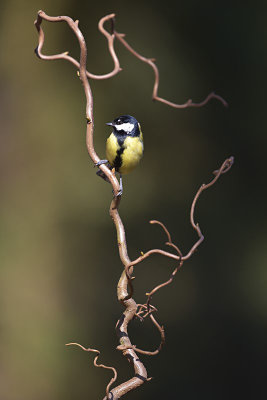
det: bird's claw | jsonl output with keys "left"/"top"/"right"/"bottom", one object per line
{"left": 95, "top": 159, "right": 108, "bottom": 167}
{"left": 112, "top": 188, "right": 123, "bottom": 197}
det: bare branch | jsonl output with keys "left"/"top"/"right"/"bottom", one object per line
{"left": 135, "top": 304, "right": 158, "bottom": 321}
{"left": 150, "top": 219, "right": 183, "bottom": 257}
{"left": 34, "top": 11, "right": 148, "bottom": 399}
{"left": 34, "top": 10, "right": 121, "bottom": 195}
{"left": 114, "top": 31, "right": 228, "bottom": 108}
{"left": 66, "top": 343, "right": 117, "bottom": 398}
{"left": 117, "top": 313, "right": 165, "bottom": 356}
{"left": 185, "top": 155, "right": 234, "bottom": 260}
{"left": 34, "top": 10, "right": 233, "bottom": 399}
{"left": 150, "top": 220, "right": 172, "bottom": 245}
{"left": 125, "top": 156, "right": 234, "bottom": 284}
{"left": 34, "top": 12, "right": 122, "bottom": 80}
{"left": 146, "top": 262, "right": 183, "bottom": 310}
{"left": 35, "top": 11, "right": 227, "bottom": 109}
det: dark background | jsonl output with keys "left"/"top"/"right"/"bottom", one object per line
{"left": 0, "top": 1, "right": 266, "bottom": 399}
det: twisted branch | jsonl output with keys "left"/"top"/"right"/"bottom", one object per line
{"left": 35, "top": 10, "right": 147, "bottom": 399}
{"left": 34, "top": 10, "right": 233, "bottom": 399}
{"left": 119, "top": 156, "right": 234, "bottom": 360}
{"left": 66, "top": 343, "right": 117, "bottom": 398}
{"left": 35, "top": 11, "right": 121, "bottom": 197}
{"left": 136, "top": 303, "right": 158, "bottom": 321}
{"left": 35, "top": 11, "right": 227, "bottom": 108}
{"left": 114, "top": 31, "right": 228, "bottom": 108}
{"left": 35, "top": 13, "right": 121, "bottom": 80}
{"left": 117, "top": 313, "right": 165, "bottom": 356}
{"left": 125, "top": 156, "right": 234, "bottom": 294}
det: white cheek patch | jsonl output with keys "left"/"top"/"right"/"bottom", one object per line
{"left": 115, "top": 123, "right": 134, "bottom": 133}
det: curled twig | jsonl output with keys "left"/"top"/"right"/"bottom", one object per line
{"left": 34, "top": 13, "right": 121, "bottom": 80}
{"left": 135, "top": 303, "right": 158, "bottom": 321}
{"left": 186, "top": 155, "right": 234, "bottom": 260}
{"left": 145, "top": 221, "right": 183, "bottom": 312}
{"left": 125, "top": 156, "right": 234, "bottom": 285}
{"left": 114, "top": 31, "right": 228, "bottom": 108}
{"left": 150, "top": 219, "right": 183, "bottom": 257}
{"left": 35, "top": 11, "right": 147, "bottom": 399}
{"left": 34, "top": 10, "right": 233, "bottom": 399}
{"left": 34, "top": 10, "right": 121, "bottom": 196}
{"left": 146, "top": 261, "right": 183, "bottom": 312}
{"left": 35, "top": 11, "right": 227, "bottom": 108}
{"left": 66, "top": 343, "right": 117, "bottom": 398}
{"left": 117, "top": 313, "right": 165, "bottom": 356}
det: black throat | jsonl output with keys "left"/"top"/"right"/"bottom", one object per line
{"left": 113, "top": 133, "right": 126, "bottom": 171}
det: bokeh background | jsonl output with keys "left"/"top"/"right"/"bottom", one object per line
{"left": 0, "top": 1, "right": 266, "bottom": 399}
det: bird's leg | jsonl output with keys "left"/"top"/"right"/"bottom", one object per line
{"left": 117, "top": 174, "right": 123, "bottom": 197}
{"left": 111, "top": 174, "right": 123, "bottom": 197}
{"left": 95, "top": 162, "right": 123, "bottom": 196}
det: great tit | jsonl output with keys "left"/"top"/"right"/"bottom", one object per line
{"left": 97, "top": 115, "right": 144, "bottom": 195}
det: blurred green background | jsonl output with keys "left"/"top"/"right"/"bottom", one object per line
{"left": 0, "top": 0, "right": 266, "bottom": 399}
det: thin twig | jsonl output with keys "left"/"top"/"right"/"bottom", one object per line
{"left": 34, "top": 13, "right": 121, "bottom": 80}
{"left": 34, "top": 10, "right": 233, "bottom": 399}
{"left": 150, "top": 220, "right": 183, "bottom": 257}
{"left": 186, "top": 155, "right": 234, "bottom": 260}
{"left": 35, "top": 11, "right": 227, "bottom": 108}
{"left": 114, "top": 31, "right": 228, "bottom": 108}
{"left": 117, "top": 313, "right": 165, "bottom": 356}
{"left": 125, "top": 156, "right": 234, "bottom": 279}
{"left": 66, "top": 343, "right": 117, "bottom": 398}
{"left": 146, "top": 261, "right": 183, "bottom": 311}
{"left": 135, "top": 304, "right": 158, "bottom": 321}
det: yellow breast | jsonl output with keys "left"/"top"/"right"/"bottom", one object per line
{"left": 106, "top": 133, "right": 144, "bottom": 174}
{"left": 119, "top": 136, "right": 144, "bottom": 174}
{"left": 106, "top": 133, "right": 120, "bottom": 165}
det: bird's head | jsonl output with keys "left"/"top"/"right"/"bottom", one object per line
{"left": 106, "top": 115, "right": 140, "bottom": 137}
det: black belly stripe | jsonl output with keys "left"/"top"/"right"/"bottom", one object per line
{"left": 113, "top": 136, "right": 126, "bottom": 172}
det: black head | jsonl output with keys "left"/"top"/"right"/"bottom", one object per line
{"left": 106, "top": 115, "right": 140, "bottom": 137}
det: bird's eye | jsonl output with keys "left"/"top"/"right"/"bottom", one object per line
{"left": 117, "top": 119, "right": 121, "bottom": 124}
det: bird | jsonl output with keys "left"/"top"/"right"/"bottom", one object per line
{"left": 96, "top": 115, "right": 144, "bottom": 195}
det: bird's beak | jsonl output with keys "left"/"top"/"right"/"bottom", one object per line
{"left": 106, "top": 122, "right": 113, "bottom": 126}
